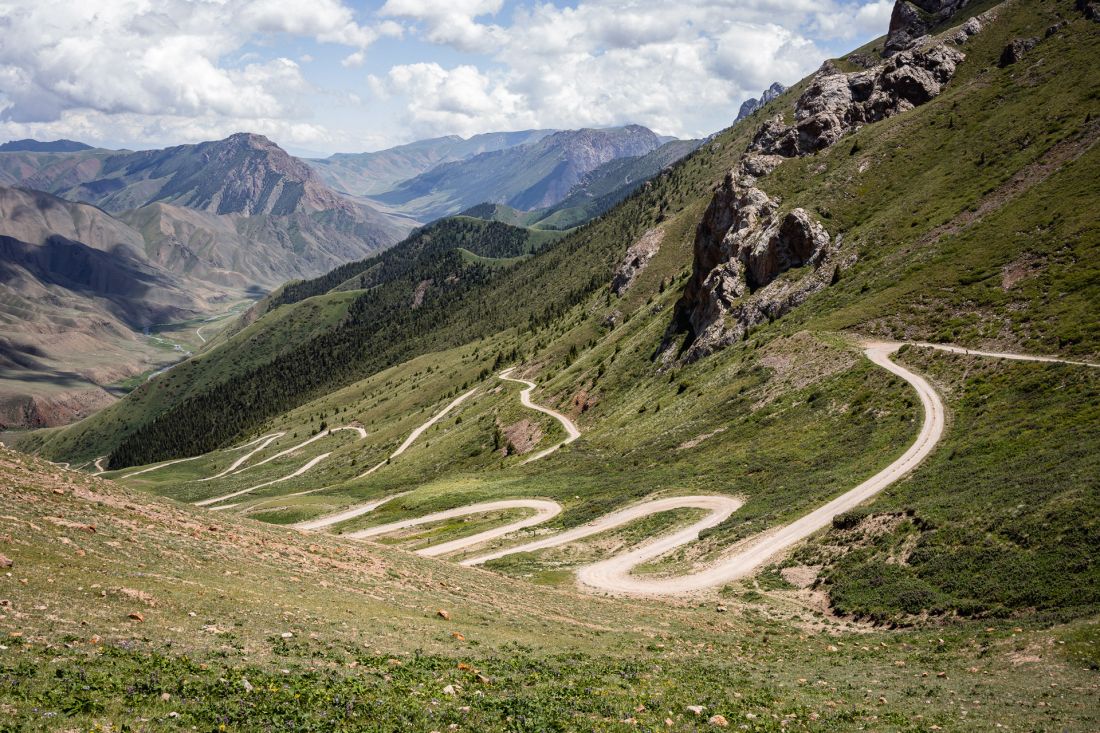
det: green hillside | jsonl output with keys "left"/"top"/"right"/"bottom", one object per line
{"left": 4, "top": 1, "right": 1100, "bottom": 729}
{"left": 16, "top": 0, "right": 1098, "bottom": 619}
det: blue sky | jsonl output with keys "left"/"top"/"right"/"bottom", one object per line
{"left": 0, "top": 0, "right": 896, "bottom": 156}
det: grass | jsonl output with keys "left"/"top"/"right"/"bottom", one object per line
{"left": 794, "top": 347, "right": 1100, "bottom": 624}
{"left": 3, "top": 449, "right": 1099, "bottom": 731}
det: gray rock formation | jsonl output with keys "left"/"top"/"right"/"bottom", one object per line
{"left": 885, "top": 0, "right": 971, "bottom": 55}
{"left": 667, "top": 157, "right": 836, "bottom": 362}
{"left": 611, "top": 227, "right": 664, "bottom": 295}
{"left": 751, "top": 43, "right": 964, "bottom": 157}
{"left": 662, "top": 38, "right": 967, "bottom": 363}
{"left": 736, "top": 83, "right": 788, "bottom": 122}
{"left": 999, "top": 37, "right": 1039, "bottom": 67}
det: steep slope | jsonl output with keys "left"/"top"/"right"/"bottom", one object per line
{"left": 466, "top": 139, "right": 704, "bottom": 231}
{"left": 308, "top": 129, "right": 555, "bottom": 196}
{"left": 0, "top": 186, "right": 231, "bottom": 428}
{"left": 370, "top": 125, "right": 665, "bottom": 221}
{"left": 0, "top": 134, "right": 415, "bottom": 287}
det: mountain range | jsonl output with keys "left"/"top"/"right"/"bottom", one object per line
{"left": 365, "top": 125, "right": 672, "bottom": 221}
{"left": 4, "top": 0, "right": 1100, "bottom": 730}
{"left": 308, "top": 129, "right": 555, "bottom": 196}
{"left": 0, "top": 125, "right": 691, "bottom": 428}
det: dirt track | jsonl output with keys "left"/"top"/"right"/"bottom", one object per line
{"left": 498, "top": 368, "right": 580, "bottom": 463}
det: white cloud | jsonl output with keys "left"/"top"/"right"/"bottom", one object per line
{"left": 375, "top": 0, "right": 892, "bottom": 141}
{"left": 374, "top": 63, "right": 537, "bottom": 138}
{"left": 342, "top": 51, "right": 367, "bottom": 69}
{"left": 379, "top": 0, "right": 506, "bottom": 53}
{"left": 0, "top": 0, "right": 380, "bottom": 139}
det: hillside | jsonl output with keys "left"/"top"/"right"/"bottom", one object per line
{"left": 0, "top": 134, "right": 415, "bottom": 287}
{"left": 464, "top": 139, "right": 704, "bottom": 230}
{"left": 4, "top": 0, "right": 1100, "bottom": 728}
{"left": 0, "top": 186, "right": 245, "bottom": 430}
{"left": 309, "top": 129, "right": 555, "bottom": 196}
{"left": 370, "top": 125, "right": 666, "bottom": 221}
{"left": 0, "top": 135, "right": 418, "bottom": 426}
{"left": 19, "top": 216, "right": 565, "bottom": 464}
{"left": 4, "top": 448, "right": 1098, "bottom": 730}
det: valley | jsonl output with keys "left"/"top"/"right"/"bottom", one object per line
{"left": 1, "top": 0, "right": 1098, "bottom": 729}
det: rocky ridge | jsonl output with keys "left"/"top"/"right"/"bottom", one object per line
{"left": 736, "top": 83, "right": 788, "bottom": 122}
{"left": 664, "top": 24, "right": 976, "bottom": 363}
{"left": 885, "top": 0, "right": 971, "bottom": 55}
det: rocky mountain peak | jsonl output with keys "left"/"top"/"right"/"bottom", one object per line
{"left": 134, "top": 132, "right": 352, "bottom": 217}
{"left": 736, "top": 82, "right": 788, "bottom": 122}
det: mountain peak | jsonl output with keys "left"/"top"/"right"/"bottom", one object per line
{"left": 735, "top": 83, "right": 788, "bottom": 122}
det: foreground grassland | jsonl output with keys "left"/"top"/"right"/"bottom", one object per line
{"left": 2, "top": 452, "right": 1098, "bottom": 731}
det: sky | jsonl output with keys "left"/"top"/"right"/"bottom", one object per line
{"left": 0, "top": 0, "right": 896, "bottom": 157}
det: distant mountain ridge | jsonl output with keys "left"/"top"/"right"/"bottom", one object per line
{"left": 310, "top": 130, "right": 555, "bottom": 196}
{"left": 0, "top": 138, "right": 93, "bottom": 153}
{"left": 0, "top": 133, "right": 414, "bottom": 287}
{"left": 736, "top": 82, "right": 788, "bottom": 121}
{"left": 463, "top": 138, "right": 703, "bottom": 230}
{"left": 370, "top": 125, "right": 666, "bottom": 221}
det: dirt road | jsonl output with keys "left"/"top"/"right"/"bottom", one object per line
{"left": 498, "top": 369, "right": 580, "bottom": 463}
{"left": 344, "top": 499, "right": 563, "bottom": 556}
{"left": 357, "top": 389, "right": 477, "bottom": 478}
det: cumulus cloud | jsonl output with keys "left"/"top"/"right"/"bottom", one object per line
{"left": 380, "top": 0, "right": 506, "bottom": 53}
{"left": 0, "top": 0, "right": 379, "bottom": 147}
{"left": 374, "top": 0, "right": 896, "bottom": 141}
{"left": 371, "top": 63, "right": 537, "bottom": 138}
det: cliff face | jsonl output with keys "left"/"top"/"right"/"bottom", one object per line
{"left": 664, "top": 21, "right": 977, "bottom": 363}
{"left": 885, "top": 0, "right": 972, "bottom": 55}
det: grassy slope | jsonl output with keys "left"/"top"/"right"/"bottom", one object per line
{"left": 798, "top": 347, "right": 1100, "bottom": 624}
{"left": 76, "top": 0, "right": 1097, "bottom": 620}
{"left": 3, "top": 450, "right": 1098, "bottom": 731}
{"left": 17, "top": 291, "right": 358, "bottom": 462}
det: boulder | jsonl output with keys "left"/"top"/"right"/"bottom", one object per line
{"left": 999, "top": 37, "right": 1039, "bottom": 67}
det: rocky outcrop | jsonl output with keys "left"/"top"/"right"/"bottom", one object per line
{"left": 667, "top": 157, "right": 837, "bottom": 362}
{"left": 611, "top": 227, "right": 664, "bottom": 295}
{"left": 736, "top": 83, "right": 788, "bottom": 122}
{"left": 999, "top": 37, "right": 1039, "bottom": 67}
{"left": 885, "top": 0, "right": 971, "bottom": 55}
{"left": 663, "top": 37, "right": 967, "bottom": 363}
{"left": 751, "top": 43, "right": 964, "bottom": 157}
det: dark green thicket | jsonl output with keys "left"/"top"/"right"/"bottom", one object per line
{"left": 261, "top": 217, "right": 548, "bottom": 315}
